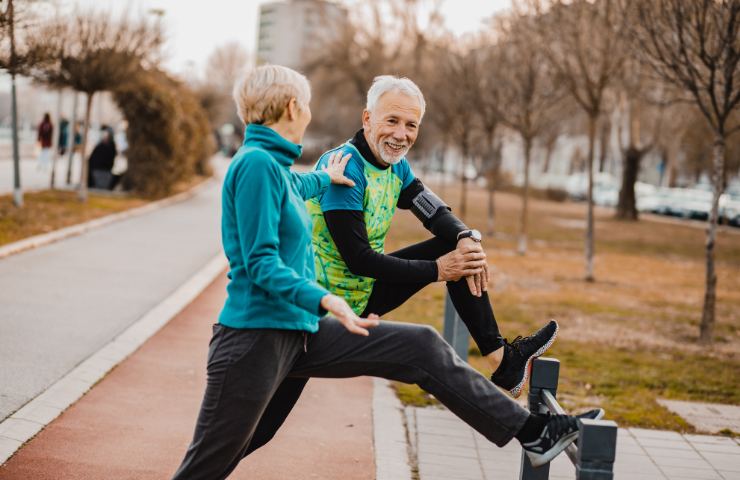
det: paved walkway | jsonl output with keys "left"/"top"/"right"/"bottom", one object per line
{"left": 0, "top": 157, "right": 225, "bottom": 422}
{"left": 0, "top": 275, "right": 376, "bottom": 479}
{"left": 407, "top": 406, "right": 740, "bottom": 480}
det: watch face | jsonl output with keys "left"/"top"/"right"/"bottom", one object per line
{"left": 471, "top": 229, "right": 482, "bottom": 241}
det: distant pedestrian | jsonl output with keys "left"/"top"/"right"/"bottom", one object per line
{"left": 57, "top": 118, "right": 70, "bottom": 156}
{"left": 73, "top": 122, "right": 83, "bottom": 151}
{"left": 111, "top": 121, "right": 129, "bottom": 190}
{"left": 87, "top": 127, "right": 117, "bottom": 189}
{"left": 37, "top": 113, "right": 54, "bottom": 170}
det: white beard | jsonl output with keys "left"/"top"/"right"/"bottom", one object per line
{"left": 377, "top": 141, "right": 408, "bottom": 165}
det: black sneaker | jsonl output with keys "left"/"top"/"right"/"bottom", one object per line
{"left": 577, "top": 408, "right": 605, "bottom": 422}
{"left": 491, "top": 320, "right": 559, "bottom": 398}
{"left": 521, "top": 412, "right": 579, "bottom": 467}
{"left": 574, "top": 408, "right": 605, "bottom": 446}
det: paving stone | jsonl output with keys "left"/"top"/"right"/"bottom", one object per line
{"left": 658, "top": 400, "right": 740, "bottom": 434}
{"left": 418, "top": 461, "right": 482, "bottom": 480}
{"left": 701, "top": 452, "right": 740, "bottom": 472}
{"left": 693, "top": 443, "right": 740, "bottom": 455}
{"left": 419, "top": 433, "right": 476, "bottom": 449}
{"left": 419, "top": 442, "right": 478, "bottom": 459}
{"left": 9, "top": 402, "right": 61, "bottom": 426}
{"left": 686, "top": 435, "right": 740, "bottom": 446}
{"left": 659, "top": 466, "right": 723, "bottom": 479}
{"left": 645, "top": 447, "right": 705, "bottom": 459}
{"left": 636, "top": 437, "right": 695, "bottom": 449}
{"left": 630, "top": 428, "right": 685, "bottom": 440}
{"left": 650, "top": 454, "right": 713, "bottom": 469}
{"left": 719, "top": 470, "right": 740, "bottom": 480}
{"left": 417, "top": 424, "right": 475, "bottom": 438}
{"left": 0, "top": 435, "right": 23, "bottom": 465}
{"left": 0, "top": 418, "right": 43, "bottom": 443}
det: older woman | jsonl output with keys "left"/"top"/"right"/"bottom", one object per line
{"left": 172, "top": 65, "right": 597, "bottom": 479}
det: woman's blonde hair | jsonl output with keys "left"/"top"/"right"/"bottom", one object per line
{"left": 233, "top": 64, "right": 311, "bottom": 125}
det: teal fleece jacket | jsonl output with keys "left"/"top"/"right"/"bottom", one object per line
{"left": 218, "top": 124, "right": 331, "bottom": 331}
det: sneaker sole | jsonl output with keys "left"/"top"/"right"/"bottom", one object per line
{"left": 526, "top": 430, "right": 578, "bottom": 468}
{"left": 510, "top": 321, "right": 559, "bottom": 399}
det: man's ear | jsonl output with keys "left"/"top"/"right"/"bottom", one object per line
{"left": 362, "top": 109, "right": 371, "bottom": 130}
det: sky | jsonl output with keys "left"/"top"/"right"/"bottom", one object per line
{"left": 68, "top": 0, "right": 513, "bottom": 76}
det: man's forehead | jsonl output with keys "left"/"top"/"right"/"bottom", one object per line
{"left": 375, "top": 91, "right": 422, "bottom": 119}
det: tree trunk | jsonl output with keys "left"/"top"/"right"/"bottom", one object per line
{"left": 9, "top": 0, "right": 23, "bottom": 207}
{"left": 10, "top": 72, "right": 23, "bottom": 207}
{"left": 667, "top": 146, "right": 678, "bottom": 187}
{"left": 585, "top": 115, "right": 597, "bottom": 282}
{"left": 67, "top": 92, "right": 79, "bottom": 185}
{"left": 487, "top": 176, "right": 495, "bottom": 237}
{"left": 542, "top": 136, "right": 556, "bottom": 173}
{"left": 459, "top": 142, "right": 469, "bottom": 219}
{"left": 50, "top": 89, "right": 63, "bottom": 190}
{"left": 616, "top": 146, "right": 642, "bottom": 220}
{"left": 598, "top": 116, "right": 610, "bottom": 172}
{"left": 518, "top": 137, "right": 532, "bottom": 255}
{"left": 487, "top": 141, "right": 502, "bottom": 237}
{"left": 78, "top": 92, "right": 95, "bottom": 202}
{"left": 699, "top": 134, "right": 725, "bottom": 343}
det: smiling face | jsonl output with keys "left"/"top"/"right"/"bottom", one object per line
{"left": 362, "top": 91, "right": 422, "bottom": 166}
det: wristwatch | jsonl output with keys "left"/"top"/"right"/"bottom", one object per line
{"left": 457, "top": 229, "right": 482, "bottom": 242}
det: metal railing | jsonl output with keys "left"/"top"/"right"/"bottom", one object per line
{"left": 520, "top": 357, "right": 619, "bottom": 480}
{"left": 442, "top": 294, "right": 469, "bottom": 361}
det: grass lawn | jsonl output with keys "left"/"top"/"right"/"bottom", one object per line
{"left": 384, "top": 181, "right": 740, "bottom": 433}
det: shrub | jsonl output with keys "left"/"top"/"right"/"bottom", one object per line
{"left": 113, "top": 68, "right": 214, "bottom": 197}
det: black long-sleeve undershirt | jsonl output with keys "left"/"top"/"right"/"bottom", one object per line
{"left": 324, "top": 209, "right": 438, "bottom": 283}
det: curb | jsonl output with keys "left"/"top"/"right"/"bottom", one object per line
{"left": 0, "top": 254, "right": 228, "bottom": 465}
{"left": 0, "top": 176, "right": 216, "bottom": 260}
{"left": 373, "top": 378, "right": 414, "bottom": 480}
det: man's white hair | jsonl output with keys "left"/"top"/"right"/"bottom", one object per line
{"left": 366, "top": 75, "right": 426, "bottom": 120}
{"left": 233, "top": 64, "right": 311, "bottom": 125}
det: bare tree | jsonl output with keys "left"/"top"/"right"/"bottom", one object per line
{"left": 532, "top": 0, "right": 631, "bottom": 281}
{"left": 196, "top": 42, "right": 250, "bottom": 131}
{"left": 495, "top": 13, "right": 563, "bottom": 254}
{"left": 634, "top": 0, "right": 740, "bottom": 343}
{"left": 32, "top": 10, "right": 162, "bottom": 201}
{"left": 304, "top": 0, "right": 444, "bottom": 145}
{"left": 614, "top": 59, "right": 666, "bottom": 220}
{"left": 471, "top": 31, "right": 507, "bottom": 236}
{"left": 428, "top": 41, "right": 482, "bottom": 219}
{"left": 0, "top": 0, "right": 48, "bottom": 207}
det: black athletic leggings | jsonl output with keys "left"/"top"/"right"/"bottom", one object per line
{"left": 241, "top": 236, "right": 506, "bottom": 457}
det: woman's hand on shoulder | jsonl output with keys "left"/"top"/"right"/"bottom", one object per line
{"left": 321, "top": 151, "right": 355, "bottom": 187}
{"left": 320, "top": 294, "right": 379, "bottom": 336}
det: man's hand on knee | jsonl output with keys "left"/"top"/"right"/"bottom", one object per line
{"left": 456, "top": 238, "right": 490, "bottom": 297}
{"left": 435, "top": 245, "right": 486, "bottom": 284}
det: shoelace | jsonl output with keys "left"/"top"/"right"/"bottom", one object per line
{"left": 504, "top": 336, "right": 524, "bottom": 355}
{"left": 543, "top": 413, "right": 577, "bottom": 439}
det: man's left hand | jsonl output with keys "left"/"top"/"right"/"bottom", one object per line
{"left": 457, "top": 237, "right": 489, "bottom": 297}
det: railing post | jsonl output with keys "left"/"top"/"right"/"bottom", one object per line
{"left": 575, "top": 419, "right": 618, "bottom": 480}
{"left": 520, "top": 358, "right": 560, "bottom": 480}
{"left": 442, "top": 293, "right": 469, "bottom": 361}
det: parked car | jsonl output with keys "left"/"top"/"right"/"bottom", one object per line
{"left": 566, "top": 172, "right": 617, "bottom": 201}
{"left": 720, "top": 192, "right": 740, "bottom": 226}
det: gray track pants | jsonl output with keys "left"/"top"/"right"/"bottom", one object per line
{"left": 172, "top": 318, "right": 530, "bottom": 480}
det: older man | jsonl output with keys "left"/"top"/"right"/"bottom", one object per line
{"left": 307, "top": 75, "right": 558, "bottom": 397}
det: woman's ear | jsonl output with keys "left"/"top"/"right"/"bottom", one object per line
{"left": 286, "top": 98, "right": 298, "bottom": 121}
